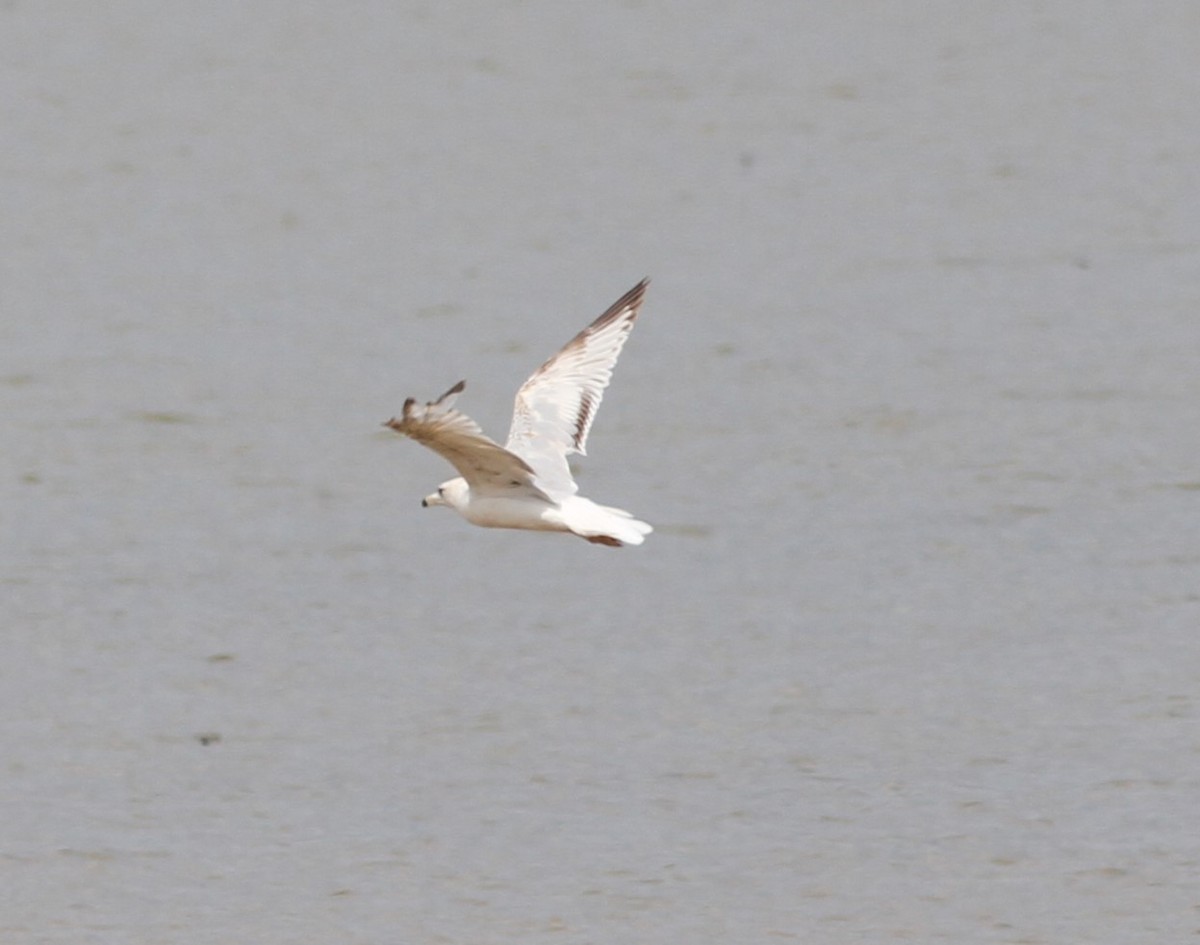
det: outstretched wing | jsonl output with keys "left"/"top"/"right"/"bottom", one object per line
{"left": 505, "top": 279, "right": 648, "bottom": 496}
{"left": 384, "top": 381, "right": 551, "bottom": 500}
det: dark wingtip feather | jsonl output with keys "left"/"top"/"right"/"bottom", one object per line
{"left": 582, "top": 278, "right": 650, "bottom": 333}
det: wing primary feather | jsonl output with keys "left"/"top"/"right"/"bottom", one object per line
{"left": 573, "top": 389, "right": 597, "bottom": 453}
{"left": 437, "top": 380, "right": 465, "bottom": 402}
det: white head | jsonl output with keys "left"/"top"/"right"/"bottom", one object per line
{"left": 422, "top": 477, "right": 469, "bottom": 512}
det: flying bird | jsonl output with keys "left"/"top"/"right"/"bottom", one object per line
{"left": 384, "top": 279, "right": 653, "bottom": 547}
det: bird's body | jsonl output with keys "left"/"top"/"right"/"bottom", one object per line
{"left": 384, "top": 280, "right": 652, "bottom": 547}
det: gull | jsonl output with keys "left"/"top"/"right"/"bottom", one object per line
{"left": 384, "top": 279, "right": 653, "bottom": 547}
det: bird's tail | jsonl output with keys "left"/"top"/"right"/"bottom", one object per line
{"left": 569, "top": 500, "right": 652, "bottom": 547}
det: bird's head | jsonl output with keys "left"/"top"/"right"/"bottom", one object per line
{"left": 422, "top": 477, "right": 469, "bottom": 511}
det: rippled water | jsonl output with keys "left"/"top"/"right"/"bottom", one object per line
{"left": 4, "top": 4, "right": 1199, "bottom": 943}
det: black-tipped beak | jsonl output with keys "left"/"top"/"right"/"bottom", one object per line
{"left": 420, "top": 498, "right": 428, "bottom": 507}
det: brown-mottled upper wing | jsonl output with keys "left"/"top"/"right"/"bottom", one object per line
{"left": 384, "top": 381, "right": 551, "bottom": 500}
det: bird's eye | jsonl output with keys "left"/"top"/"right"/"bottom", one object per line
{"left": 438, "top": 487, "right": 444, "bottom": 495}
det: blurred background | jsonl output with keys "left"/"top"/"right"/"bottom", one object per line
{"left": 3, "top": 3, "right": 1198, "bottom": 942}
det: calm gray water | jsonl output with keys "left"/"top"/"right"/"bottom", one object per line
{"left": 3, "top": 4, "right": 1198, "bottom": 942}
